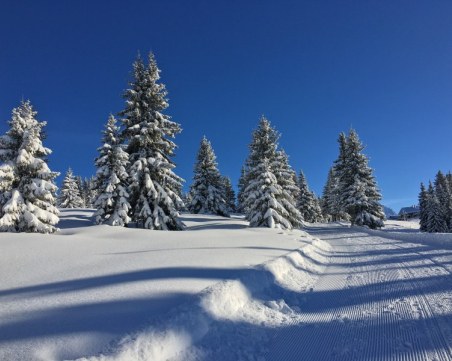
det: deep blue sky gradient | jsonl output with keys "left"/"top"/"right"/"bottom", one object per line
{"left": 1, "top": 0, "right": 452, "bottom": 212}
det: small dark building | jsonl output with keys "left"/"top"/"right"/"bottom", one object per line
{"left": 398, "top": 205, "right": 420, "bottom": 220}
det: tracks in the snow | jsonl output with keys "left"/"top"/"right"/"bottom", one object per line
{"left": 265, "top": 226, "right": 452, "bottom": 361}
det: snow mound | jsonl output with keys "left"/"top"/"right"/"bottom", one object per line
{"left": 74, "top": 236, "right": 330, "bottom": 361}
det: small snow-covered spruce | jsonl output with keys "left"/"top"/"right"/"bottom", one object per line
{"left": 418, "top": 182, "right": 428, "bottom": 232}
{"left": 340, "top": 129, "right": 384, "bottom": 229}
{"left": 75, "top": 175, "right": 86, "bottom": 207}
{"left": 120, "top": 52, "right": 184, "bottom": 230}
{"left": 320, "top": 167, "right": 335, "bottom": 221}
{"left": 426, "top": 181, "right": 448, "bottom": 233}
{"left": 84, "top": 176, "right": 98, "bottom": 208}
{"left": 93, "top": 115, "right": 131, "bottom": 226}
{"left": 221, "top": 176, "right": 236, "bottom": 213}
{"left": 236, "top": 165, "right": 248, "bottom": 213}
{"left": 75, "top": 176, "right": 97, "bottom": 208}
{"left": 58, "top": 168, "right": 84, "bottom": 208}
{"left": 311, "top": 193, "right": 324, "bottom": 222}
{"left": 434, "top": 171, "right": 452, "bottom": 231}
{"left": 297, "top": 170, "right": 322, "bottom": 223}
{"left": 0, "top": 100, "right": 59, "bottom": 233}
{"left": 243, "top": 116, "right": 302, "bottom": 229}
{"left": 188, "top": 137, "right": 229, "bottom": 217}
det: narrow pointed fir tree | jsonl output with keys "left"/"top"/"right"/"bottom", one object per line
{"left": 297, "top": 170, "right": 322, "bottom": 223}
{"left": 221, "top": 176, "right": 236, "bottom": 213}
{"left": 340, "top": 129, "right": 384, "bottom": 229}
{"left": 120, "top": 52, "right": 184, "bottom": 230}
{"left": 189, "top": 137, "right": 229, "bottom": 217}
{"left": 418, "top": 182, "right": 428, "bottom": 232}
{"left": 237, "top": 165, "right": 248, "bottom": 213}
{"left": 274, "top": 149, "right": 300, "bottom": 201}
{"left": 243, "top": 116, "right": 302, "bottom": 229}
{"left": 75, "top": 175, "right": 86, "bottom": 207}
{"left": 58, "top": 168, "right": 84, "bottom": 208}
{"left": 93, "top": 115, "right": 131, "bottom": 226}
{"left": 84, "top": 176, "right": 99, "bottom": 208}
{"left": 0, "top": 100, "right": 59, "bottom": 233}
{"left": 311, "top": 193, "right": 324, "bottom": 222}
{"left": 434, "top": 170, "right": 452, "bottom": 230}
{"left": 321, "top": 167, "right": 335, "bottom": 221}
{"left": 426, "top": 182, "right": 448, "bottom": 233}
{"left": 321, "top": 167, "right": 348, "bottom": 222}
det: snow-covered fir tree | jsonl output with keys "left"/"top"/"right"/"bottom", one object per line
{"left": 188, "top": 137, "right": 229, "bottom": 217}
{"left": 75, "top": 175, "right": 85, "bottom": 206}
{"left": 320, "top": 167, "right": 335, "bottom": 221}
{"left": 434, "top": 171, "right": 452, "bottom": 231}
{"left": 426, "top": 181, "right": 448, "bottom": 233}
{"left": 0, "top": 100, "right": 59, "bottom": 233}
{"left": 93, "top": 115, "right": 131, "bottom": 226}
{"left": 221, "top": 176, "right": 236, "bottom": 213}
{"left": 120, "top": 52, "right": 184, "bottom": 230}
{"left": 321, "top": 134, "right": 350, "bottom": 222}
{"left": 243, "top": 116, "right": 302, "bottom": 229}
{"left": 339, "top": 129, "right": 384, "bottom": 229}
{"left": 311, "top": 193, "right": 323, "bottom": 222}
{"left": 420, "top": 172, "right": 452, "bottom": 233}
{"left": 237, "top": 165, "right": 248, "bottom": 213}
{"left": 58, "top": 168, "right": 84, "bottom": 208}
{"left": 418, "top": 182, "right": 428, "bottom": 232}
{"left": 83, "top": 176, "right": 98, "bottom": 208}
{"left": 274, "top": 150, "right": 300, "bottom": 201}
{"left": 297, "top": 170, "right": 322, "bottom": 223}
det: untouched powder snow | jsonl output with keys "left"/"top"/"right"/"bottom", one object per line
{"left": 75, "top": 237, "right": 330, "bottom": 361}
{"left": 0, "top": 209, "right": 318, "bottom": 360}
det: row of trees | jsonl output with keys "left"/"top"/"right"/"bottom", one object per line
{"left": 58, "top": 169, "right": 97, "bottom": 209}
{"left": 419, "top": 171, "right": 452, "bottom": 233}
{"left": 187, "top": 120, "right": 323, "bottom": 229}
{"left": 0, "top": 52, "right": 385, "bottom": 233}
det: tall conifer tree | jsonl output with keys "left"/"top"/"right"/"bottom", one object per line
{"left": 418, "top": 182, "right": 428, "bottom": 232}
{"left": 0, "top": 101, "right": 59, "bottom": 233}
{"left": 120, "top": 52, "right": 184, "bottom": 230}
{"left": 94, "top": 115, "right": 131, "bottom": 226}
{"left": 243, "top": 116, "right": 302, "bottom": 229}
{"left": 188, "top": 137, "right": 229, "bottom": 217}
{"left": 340, "top": 129, "right": 384, "bottom": 229}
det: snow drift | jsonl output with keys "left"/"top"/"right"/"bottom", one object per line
{"left": 75, "top": 235, "right": 330, "bottom": 361}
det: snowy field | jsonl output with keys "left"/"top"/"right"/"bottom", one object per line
{"left": 1, "top": 211, "right": 452, "bottom": 360}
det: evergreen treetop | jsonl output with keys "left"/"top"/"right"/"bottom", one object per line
{"left": 0, "top": 100, "right": 59, "bottom": 233}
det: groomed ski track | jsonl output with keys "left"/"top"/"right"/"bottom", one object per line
{"left": 267, "top": 224, "right": 452, "bottom": 361}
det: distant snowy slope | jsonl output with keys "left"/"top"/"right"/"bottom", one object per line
{"left": 0, "top": 209, "right": 310, "bottom": 361}
{"left": 383, "top": 205, "right": 396, "bottom": 218}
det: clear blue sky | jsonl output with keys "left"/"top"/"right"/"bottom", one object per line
{"left": 1, "top": 0, "right": 451, "bottom": 213}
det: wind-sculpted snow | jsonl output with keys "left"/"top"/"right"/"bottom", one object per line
{"left": 74, "top": 236, "right": 330, "bottom": 361}
{"left": 0, "top": 210, "right": 309, "bottom": 360}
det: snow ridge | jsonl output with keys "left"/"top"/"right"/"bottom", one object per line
{"left": 73, "top": 236, "right": 330, "bottom": 361}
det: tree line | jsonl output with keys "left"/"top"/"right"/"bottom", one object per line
{"left": 0, "top": 52, "right": 385, "bottom": 233}
{"left": 419, "top": 171, "right": 452, "bottom": 233}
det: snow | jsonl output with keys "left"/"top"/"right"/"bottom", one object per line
{"left": 1, "top": 212, "right": 452, "bottom": 360}
{"left": 0, "top": 209, "right": 312, "bottom": 360}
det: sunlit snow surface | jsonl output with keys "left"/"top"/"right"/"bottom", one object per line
{"left": 1, "top": 211, "right": 451, "bottom": 360}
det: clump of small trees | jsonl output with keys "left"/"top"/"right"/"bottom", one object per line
{"left": 419, "top": 171, "right": 452, "bottom": 233}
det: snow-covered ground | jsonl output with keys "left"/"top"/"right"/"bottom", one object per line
{"left": 1, "top": 211, "right": 452, "bottom": 360}
{"left": 0, "top": 209, "right": 320, "bottom": 360}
